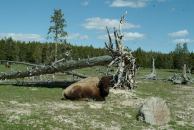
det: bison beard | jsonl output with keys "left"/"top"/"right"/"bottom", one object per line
{"left": 62, "top": 76, "right": 113, "bottom": 101}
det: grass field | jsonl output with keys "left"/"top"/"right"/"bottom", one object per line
{"left": 0, "top": 65, "right": 194, "bottom": 130}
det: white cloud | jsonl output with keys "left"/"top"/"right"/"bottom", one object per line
{"left": 124, "top": 32, "right": 144, "bottom": 40}
{"left": 0, "top": 33, "right": 43, "bottom": 42}
{"left": 109, "top": 0, "right": 167, "bottom": 8}
{"left": 173, "top": 38, "right": 191, "bottom": 44}
{"left": 82, "top": 0, "right": 89, "bottom": 6}
{"left": 110, "top": 0, "right": 149, "bottom": 8}
{"left": 67, "top": 33, "right": 89, "bottom": 40}
{"left": 98, "top": 32, "right": 144, "bottom": 41}
{"left": 168, "top": 29, "right": 189, "bottom": 38}
{"left": 83, "top": 17, "right": 140, "bottom": 30}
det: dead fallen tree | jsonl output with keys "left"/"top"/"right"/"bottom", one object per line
{"left": 105, "top": 12, "right": 136, "bottom": 89}
{"left": 168, "top": 64, "right": 193, "bottom": 84}
{"left": 0, "top": 55, "right": 112, "bottom": 80}
{"left": 0, "top": 13, "right": 137, "bottom": 91}
{"left": 0, "top": 80, "right": 76, "bottom": 88}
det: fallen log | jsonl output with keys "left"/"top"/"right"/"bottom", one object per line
{"left": 0, "top": 80, "right": 77, "bottom": 88}
{"left": 0, "top": 55, "right": 112, "bottom": 80}
{"left": 15, "top": 80, "right": 76, "bottom": 88}
{"left": 168, "top": 64, "right": 193, "bottom": 84}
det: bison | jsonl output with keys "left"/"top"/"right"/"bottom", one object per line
{"left": 62, "top": 76, "right": 113, "bottom": 101}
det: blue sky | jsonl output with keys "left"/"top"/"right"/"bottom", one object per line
{"left": 0, "top": 0, "right": 193, "bottom": 53}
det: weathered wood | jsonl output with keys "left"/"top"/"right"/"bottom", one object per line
{"left": 52, "top": 58, "right": 65, "bottom": 65}
{"left": 146, "top": 58, "right": 157, "bottom": 80}
{"left": 0, "top": 55, "right": 112, "bottom": 80}
{"left": 0, "top": 80, "right": 76, "bottom": 88}
{"left": 14, "top": 81, "right": 76, "bottom": 88}
{"left": 182, "top": 64, "right": 187, "bottom": 79}
{"left": 168, "top": 64, "right": 193, "bottom": 84}
{"left": 105, "top": 12, "right": 136, "bottom": 89}
{"left": 138, "top": 97, "right": 170, "bottom": 125}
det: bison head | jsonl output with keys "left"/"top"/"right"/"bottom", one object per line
{"left": 98, "top": 76, "right": 114, "bottom": 97}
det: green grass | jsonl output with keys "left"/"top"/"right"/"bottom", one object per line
{"left": 0, "top": 65, "right": 194, "bottom": 129}
{"left": 0, "top": 64, "right": 27, "bottom": 72}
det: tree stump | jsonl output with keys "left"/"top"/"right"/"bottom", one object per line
{"left": 105, "top": 12, "right": 136, "bottom": 89}
{"left": 168, "top": 64, "right": 192, "bottom": 84}
{"left": 146, "top": 58, "right": 157, "bottom": 80}
{"left": 137, "top": 97, "right": 170, "bottom": 125}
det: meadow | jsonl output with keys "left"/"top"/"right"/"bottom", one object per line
{"left": 0, "top": 65, "right": 194, "bottom": 130}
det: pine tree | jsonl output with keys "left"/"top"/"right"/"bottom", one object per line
{"left": 48, "top": 9, "right": 67, "bottom": 62}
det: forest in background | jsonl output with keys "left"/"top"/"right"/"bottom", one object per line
{"left": 0, "top": 37, "right": 194, "bottom": 70}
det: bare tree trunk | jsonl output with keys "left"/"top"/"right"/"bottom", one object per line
{"left": 152, "top": 58, "right": 156, "bottom": 75}
{"left": 0, "top": 55, "right": 112, "bottom": 80}
{"left": 15, "top": 80, "right": 76, "bottom": 88}
{"left": 105, "top": 12, "right": 137, "bottom": 89}
{"left": 146, "top": 58, "right": 157, "bottom": 80}
{"left": 0, "top": 80, "right": 76, "bottom": 88}
{"left": 168, "top": 64, "right": 193, "bottom": 84}
{"left": 183, "top": 64, "right": 187, "bottom": 79}
{"left": 55, "top": 42, "right": 58, "bottom": 62}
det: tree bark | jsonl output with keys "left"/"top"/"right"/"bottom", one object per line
{"left": 15, "top": 80, "right": 76, "bottom": 88}
{"left": 0, "top": 55, "right": 112, "bottom": 80}
{"left": 0, "top": 80, "right": 76, "bottom": 88}
{"left": 55, "top": 42, "right": 58, "bottom": 62}
{"left": 105, "top": 12, "right": 136, "bottom": 89}
{"left": 146, "top": 58, "right": 157, "bottom": 80}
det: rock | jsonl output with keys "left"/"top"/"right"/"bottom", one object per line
{"left": 138, "top": 97, "right": 170, "bottom": 125}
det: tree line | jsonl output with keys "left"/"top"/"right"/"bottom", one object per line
{"left": 133, "top": 43, "right": 194, "bottom": 70}
{"left": 0, "top": 38, "right": 107, "bottom": 64}
{"left": 0, "top": 38, "right": 193, "bottom": 70}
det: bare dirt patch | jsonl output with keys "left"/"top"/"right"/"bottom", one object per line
{"left": 46, "top": 101, "right": 83, "bottom": 110}
{"left": 88, "top": 102, "right": 103, "bottom": 109}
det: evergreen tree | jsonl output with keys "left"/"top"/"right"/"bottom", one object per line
{"left": 0, "top": 37, "right": 193, "bottom": 70}
{"left": 172, "top": 42, "right": 190, "bottom": 69}
{"left": 48, "top": 9, "right": 67, "bottom": 62}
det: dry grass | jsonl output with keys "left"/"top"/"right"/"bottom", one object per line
{"left": 0, "top": 66, "right": 194, "bottom": 129}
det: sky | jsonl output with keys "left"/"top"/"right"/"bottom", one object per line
{"left": 0, "top": 0, "right": 193, "bottom": 53}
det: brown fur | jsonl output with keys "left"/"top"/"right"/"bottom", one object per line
{"left": 62, "top": 76, "right": 113, "bottom": 101}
